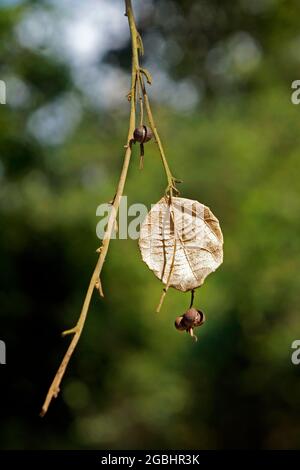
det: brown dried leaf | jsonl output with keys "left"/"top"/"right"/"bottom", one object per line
{"left": 139, "top": 197, "right": 223, "bottom": 292}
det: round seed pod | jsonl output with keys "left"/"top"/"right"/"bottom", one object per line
{"left": 180, "top": 308, "right": 205, "bottom": 329}
{"left": 174, "top": 316, "right": 186, "bottom": 331}
{"left": 197, "top": 310, "right": 205, "bottom": 327}
{"left": 133, "top": 125, "right": 153, "bottom": 144}
{"left": 182, "top": 308, "right": 201, "bottom": 328}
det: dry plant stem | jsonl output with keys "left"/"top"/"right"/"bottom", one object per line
{"left": 137, "top": 75, "right": 144, "bottom": 127}
{"left": 40, "top": 0, "right": 140, "bottom": 417}
{"left": 139, "top": 77, "right": 177, "bottom": 196}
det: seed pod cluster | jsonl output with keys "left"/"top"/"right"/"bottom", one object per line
{"left": 175, "top": 307, "right": 205, "bottom": 340}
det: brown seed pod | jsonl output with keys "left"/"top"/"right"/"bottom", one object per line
{"left": 133, "top": 125, "right": 153, "bottom": 144}
{"left": 181, "top": 308, "right": 201, "bottom": 328}
{"left": 183, "top": 308, "right": 205, "bottom": 328}
{"left": 174, "top": 308, "right": 205, "bottom": 338}
{"left": 174, "top": 316, "right": 186, "bottom": 331}
{"left": 197, "top": 310, "right": 205, "bottom": 326}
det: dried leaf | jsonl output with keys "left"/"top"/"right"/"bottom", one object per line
{"left": 139, "top": 197, "right": 223, "bottom": 292}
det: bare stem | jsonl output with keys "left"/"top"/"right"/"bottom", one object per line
{"left": 139, "top": 77, "right": 178, "bottom": 196}
{"left": 40, "top": 0, "right": 140, "bottom": 417}
{"left": 190, "top": 289, "right": 195, "bottom": 308}
{"left": 137, "top": 74, "right": 144, "bottom": 127}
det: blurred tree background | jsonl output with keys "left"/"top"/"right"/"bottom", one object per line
{"left": 0, "top": 0, "right": 300, "bottom": 449}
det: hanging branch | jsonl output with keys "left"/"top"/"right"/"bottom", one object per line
{"left": 40, "top": 0, "right": 177, "bottom": 417}
{"left": 40, "top": 0, "right": 139, "bottom": 417}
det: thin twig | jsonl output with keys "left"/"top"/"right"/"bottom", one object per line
{"left": 137, "top": 73, "right": 144, "bottom": 127}
{"left": 40, "top": 0, "right": 140, "bottom": 417}
{"left": 139, "top": 76, "right": 178, "bottom": 196}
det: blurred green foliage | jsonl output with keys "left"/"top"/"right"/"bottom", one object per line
{"left": 0, "top": 0, "right": 300, "bottom": 450}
